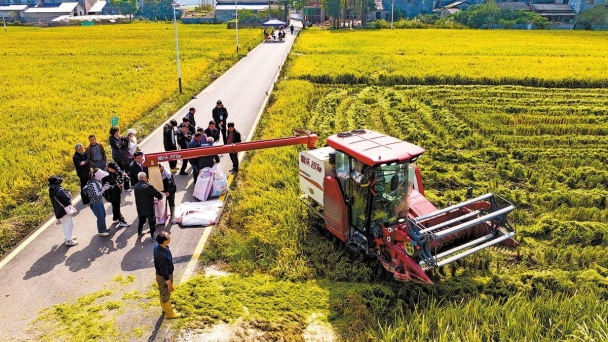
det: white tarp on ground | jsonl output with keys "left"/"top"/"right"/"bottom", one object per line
{"left": 174, "top": 200, "right": 223, "bottom": 227}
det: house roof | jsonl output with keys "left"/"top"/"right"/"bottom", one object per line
{"left": 443, "top": 8, "right": 459, "bottom": 14}
{"left": 445, "top": 0, "right": 468, "bottom": 8}
{"left": 88, "top": 0, "right": 106, "bottom": 13}
{"left": 215, "top": 4, "right": 268, "bottom": 10}
{"left": 496, "top": 2, "right": 531, "bottom": 11}
{"left": 0, "top": 5, "right": 29, "bottom": 11}
{"left": 216, "top": 0, "right": 268, "bottom": 4}
{"left": 25, "top": 2, "right": 81, "bottom": 13}
{"left": 530, "top": 3, "right": 575, "bottom": 15}
{"left": 326, "top": 129, "right": 426, "bottom": 167}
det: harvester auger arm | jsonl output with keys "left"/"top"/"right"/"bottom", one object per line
{"left": 142, "top": 129, "right": 318, "bottom": 190}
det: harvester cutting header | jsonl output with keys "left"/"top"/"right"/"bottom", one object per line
{"left": 144, "top": 129, "right": 518, "bottom": 284}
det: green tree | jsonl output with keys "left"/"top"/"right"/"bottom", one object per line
{"left": 110, "top": 0, "right": 139, "bottom": 21}
{"left": 576, "top": 5, "right": 608, "bottom": 30}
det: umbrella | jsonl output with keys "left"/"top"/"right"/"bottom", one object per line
{"left": 262, "top": 18, "right": 286, "bottom": 26}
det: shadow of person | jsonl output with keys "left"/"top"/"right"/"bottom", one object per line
{"left": 114, "top": 224, "right": 138, "bottom": 250}
{"left": 121, "top": 236, "right": 155, "bottom": 272}
{"left": 23, "top": 245, "right": 69, "bottom": 280}
{"left": 65, "top": 235, "right": 117, "bottom": 272}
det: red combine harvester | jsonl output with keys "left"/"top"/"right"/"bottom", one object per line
{"left": 144, "top": 129, "right": 518, "bottom": 284}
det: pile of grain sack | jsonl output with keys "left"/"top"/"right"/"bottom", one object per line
{"left": 173, "top": 164, "right": 229, "bottom": 227}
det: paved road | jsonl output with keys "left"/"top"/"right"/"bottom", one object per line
{"left": 0, "top": 24, "right": 299, "bottom": 340}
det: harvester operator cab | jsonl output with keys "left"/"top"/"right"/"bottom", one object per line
{"left": 334, "top": 151, "right": 414, "bottom": 235}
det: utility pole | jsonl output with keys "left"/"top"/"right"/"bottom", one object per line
{"left": 2, "top": 10, "right": 6, "bottom": 32}
{"left": 172, "top": 1, "right": 182, "bottom": 94}
{"left": 391, "top": 0, "right": 394, "bottom": 29}
{"left": 235, "top": 0, "right": 239, "bottom": 53}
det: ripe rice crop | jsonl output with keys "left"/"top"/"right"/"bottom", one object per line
{"left": 0, "top": 24, "right": 260, "bottom": 256}
{"left": 290, "top": 29, "right": 608, "bottom": 88}
{"left": 186, "top": 29, "right": 608, "bottom": 340}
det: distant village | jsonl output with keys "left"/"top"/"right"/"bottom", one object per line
{"left": 0, "top": 0, "right": 605, "bottom": 26}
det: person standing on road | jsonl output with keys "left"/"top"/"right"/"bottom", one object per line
{"left": 134, "top": 172, "right": 164, "bottom": 239}
{"left": 159, "top": 164, "right": 177, "bottom": 219}
{"left": 226, "top": 122, "right": 242, "bottom": 174}
{"left": 48, "top": 176, "right": 78, "bottom": 246}
{"left": 187, "top": 132, "right": 204, "bottom": 183}
{"left": 109, "top": 127, "right": 123, "bottom": 164}
{"left": 177, "top": 123, "right": 192, "bottom": 176}
{"left": 129, "top": 151, "right": 148, "bottom": 187}
{"left": 120, "top": 129, "right": 136, "bottom": 173}
{"left": 203, "top": 121, "right": 220, "bottom": 144}
{"left": 73, "top": 143, "right": 90, "bottom": 190}
{"left": 185, "top": 107, "right": 197, "bottom": 135}
{"left": 87, "top": 168, "right": 112, "bottom": 237}
{"left": 290, "top": 24, "right": 294, "bottom": 35}
{"left": 154, "top": 231, "right": 180, "bottom": 319}
{"left": 103, "top": 162, "right": 130, "bottom": 229}
{"left": 212, "top": 100, "right": 228, "bottom": 144}
{"left": 86, "top": 134, "right": 107, "bottom": 170}
{"left": 163, "top": 119, "right": 180, "bottom": 173}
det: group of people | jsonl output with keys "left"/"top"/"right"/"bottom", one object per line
{"left": 264, "top": 26, "right": 290, "bottom": 42}
{"left": 163, "top": 100, "right": 242, "bottom": 183}
{"left": 49, "top": 100, "right": 242, "bottom": 247}
{"left": 48, "top": 100, "right": 245, "bottom": 319}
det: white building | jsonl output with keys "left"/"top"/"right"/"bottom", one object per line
{"left": 24, "top": 2, "right": 85, "bottom": 22}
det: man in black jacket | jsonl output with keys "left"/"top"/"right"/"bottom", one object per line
{"left": 226, "top": 122, "right": 242, "bottom": 174}
{"left": 134, "top": 172, "right": 164, "bottom": 238}
{"left": 176, "top": 123, "right": 192, "bottom": 176}
{"left": 185, "top": 107, "right": 196, "bottom": 134}
{"left": 203, "top": 121, "right": 220, "bottom": 144}
{"left": 163, "top": 119, "right": 179, "bottom": 173}
{"left": 129, "top": 151, "right": 148, "bottom": 187}
{"left": 72, "top": 143, "right": 90, "bottom": 190}
{"left": 212, "top": 100, "right": 228, "bottom": 144}
{"left": 103, "top": 162, "right": 130, "bottom": 228}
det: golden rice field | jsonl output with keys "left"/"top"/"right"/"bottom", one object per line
{"left": 0, "top": 23, "right": 259, "bottom": 256}
{"left": 174, "top": 29, "right": 608, "bottom": 340}
{"left": 291, "top": 29, "right": 608, "bottom": 87}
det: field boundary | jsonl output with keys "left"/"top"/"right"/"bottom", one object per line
{"left": 295, "top": 74, "right": 608, "bottom": 88}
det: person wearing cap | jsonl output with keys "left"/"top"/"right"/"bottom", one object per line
{"left": 176, "top": 123, "right": 192, "bottom": 176}
{"left": 163, "top": 119, "right": 180, "bottom": 173}
{"left": 103, "top": 162, "right": 130, "bottom": 228}
{"left": 212, "top": 100, "right": 228, "bottom": 144}
{"left": 121, "top": 128, "right": 138, "bottom": 173}
{"left": 153, "top": 231, "right": 180, "bottom": 319}
{"left": 87, "top": 169, "right": 112, "bottom": 237}
{"left": 72, "top": 143, "right": 90, "bottom": 190}
{"left": 185, "top": 107, "right": 196, "bottom": 135}
{"left": 129, "top": 151, "right": 148, "bottom": 187}
{"left": 226, "top": 122, "right": 241, "bottom": 174}
{"left": 48, "top": 176, "right": 78, "bottom": 246}
{"left": 85, "top": 134, "right": 107, "bottom": 170}
{"left": 187, "top": 132, "right": 204, "bottom": 183}
{"left": 134, "top": 172, "right": 164, "bottom": 238}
